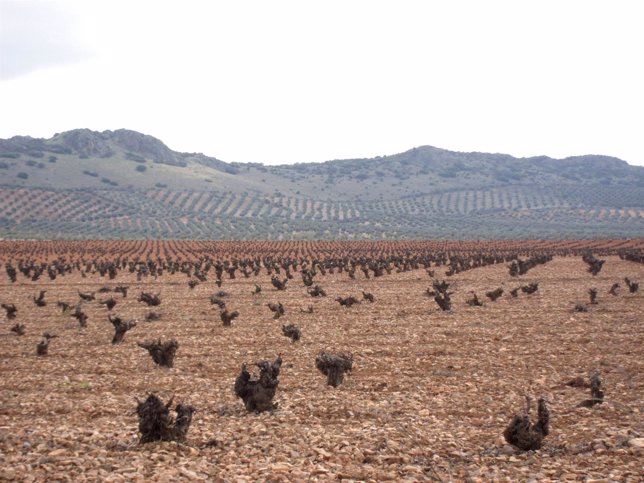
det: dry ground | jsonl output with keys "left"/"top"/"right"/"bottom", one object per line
{"left": 1, "top": 256, "right": 643, "bottom": 482}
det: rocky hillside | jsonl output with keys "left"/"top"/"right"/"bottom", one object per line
{"left": 0, "top": 129, "right": 643, "bottom": 239}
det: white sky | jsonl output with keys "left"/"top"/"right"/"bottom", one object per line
{"left": 1, "top": 0, "right": 643, "bottom": 166}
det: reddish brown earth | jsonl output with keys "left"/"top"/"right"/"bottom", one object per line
{"left": 0, "top": 243, "right": 643, "bottom": 482}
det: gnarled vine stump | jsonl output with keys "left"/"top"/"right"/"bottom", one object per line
{"left": 282, "top": 324, "right": 301, "bottom": 342}
{"left": 315, "top": 351, "right": 353, "bottom": 387}
{"left": 503, "top": 396, "right": 550, "bottom": 451}
{"left": 109, "top": 315, "right": 136, "bottom": 344}
{"left": 136, "top": 394, "right": 196, "bottom": 443}
{"left": 234, "top": 356, "right": 282, "bottom": 412}
{"left": 138, "top": 339, "right": 179, "bottom": 368}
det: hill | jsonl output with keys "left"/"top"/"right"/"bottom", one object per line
{"left": 1, "top": 129, "right": 643, "bottom": 239}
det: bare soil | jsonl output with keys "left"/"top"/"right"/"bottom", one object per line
{"left": 1, "top": 255, "right": 643, "bottom": 482}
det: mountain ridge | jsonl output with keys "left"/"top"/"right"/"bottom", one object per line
{"left": 0, "top": 127, "right": 635, "bottom": 170}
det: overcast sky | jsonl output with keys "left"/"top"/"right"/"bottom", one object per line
{"left": 1, "top": 0, "right": 642, "bottom": 166}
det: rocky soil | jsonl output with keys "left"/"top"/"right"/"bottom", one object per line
{"left": 1, "top": 256, "right": 642, "bottom": 482}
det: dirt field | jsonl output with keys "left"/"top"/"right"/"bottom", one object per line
{"left": 1, "top": 246, "right": 643, "bottom": 482}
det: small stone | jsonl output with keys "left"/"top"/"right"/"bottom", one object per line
{"left": 501, "top": 445, "right": 517, "bottom": 455}
{"left": 1, "top": 469, "right": 16, "bottom": 480}
{"left": 401, "top": 465, "right": 423, "bottom": 474}
{"left": 269, "top": 463, "right": 291, "bottom": 473}
{"left": 179, "top": 468, "right": 199, "bottom": 480}
{"left": 311, "top": 466, "right": 328, "bottom": 475}
{"left": 628, "top": 438, "right": 644, "bottom": 448}
{"left": 47, "top": 449, "right": 67, "bottom": 457}
{"left": 315, "top": 448, "right": 332, "bottom": 459}
{"left": 561, "top": 473, "right": 579, "bottom": 481}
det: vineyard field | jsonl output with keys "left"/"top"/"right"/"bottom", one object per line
{"left": 0, "top": 240, "right": 642, "bottom": 481}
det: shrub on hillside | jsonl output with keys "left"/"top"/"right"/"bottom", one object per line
{"left": 438, "top": 170, "right": 457, "bottom": 178}
{"left": 126, "top": 152, "right": 146, "bottom": 163}
{"left": 46, "top": 144, "right": 72, "bottom": 154}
